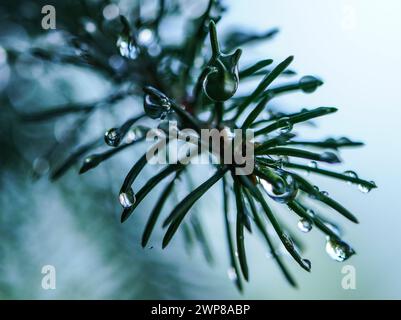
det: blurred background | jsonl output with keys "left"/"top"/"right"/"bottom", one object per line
{"left": 0, "top": 0, "right": 400, "bottom": 299}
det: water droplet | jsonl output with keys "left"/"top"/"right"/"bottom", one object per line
{"left": 282, "top": 233, "right": 295, "bottom": 251}
{"left": 104, "top": 128, "right": 120, "bottom": 147}
{"left": 325, "top": 237, "right": 355, "bottom": 262}
{"left": 324, "top": 222, "right": 342, "bottom": 237}
{"left": 32, "top": 157, "right": 49, "bottom": 175}
{"left": 79, "top": 155, "right": 101, "bottom": 174}
{"left": 358, "top": 184, "right": 371, "bottom": 194}
{"left": 344, "top": 170, "right": 358, "bottom": 185}
{"left": 227, "top": 267, "right": 238, "bottom": 281}
{"left": 144, "top": 89, "right": 171, "bottom": 119}
{"left": 260, "top": 169, "right": 298, "bottom": 204}
{"left": 320, "top": 151, "right": 340, "bottom": 163}
{"left": 119, "top": 188, "right": 136, "bottom": 208}
{"left": 298, "top": 218, "right": 313, "bottom": 233}
{"left": 299, "top": 75, "right": 323, "bottom": 93}
{"left": 203, "top": 49, "right": 241, "bottom": 102}
{"left": 302, "top": 259, "right": 312, "bottom": 270}
{"left": 306, "top": 209, "right": 315, "bottom": 217}
{"left": 338, "top": 137, "right": 352, "bottom": 144}
{"left": 308, "top": 161, "right": 318, "bottom": 170}
{"left": 279, "top": 117, "right": 293, "bottom": 134}
{"left": 305, "top": 160, "right": 318, "bottom": 176}
{"left": 321, "top": 190, "right": 329, "bottom": 197}
{"left": 126, "top": 126, "right": 146, "bottom": 143}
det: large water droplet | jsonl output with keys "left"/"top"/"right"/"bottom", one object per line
{"left": 299, "top": 75, "right": 323, "bottom": 93}
{"left": 144, "top": 91, "right": 171, "bottom": 120}
{"left": 203, "top": 49, "right": 241, "bottom": 102}
{"left": 344, "top": 170, "right": 358, "bottom": 185}
{"left": 358, "top": 184, "right": 372, "bottom": 194}
{"left": 298, "top": 218, "right": 313, "bottom": 233}
{"left": 320, "top": 151, "right": 340, "bottom": 163}
{"left": 119, "top": 188, "right": 136, "bottom": 208}
{"left": 260, "top": 169, "right": 298, "bottom": 204}
{"left": 104, "top": 128, "right": 120, "bottom": 147}
{"left": 325, "top": 237, "right": 355, "bottom": 262}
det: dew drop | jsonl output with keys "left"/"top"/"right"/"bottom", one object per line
{"left": 302, "top": 259, "right": 312, "bottom": 270}
{"left": 144, "top": 93, "right": 171, "bottom": 120}
{"left": 338, "top": 137, "right": 352, "bottom": 144}
{"left": 227, "top": 267, "right": 238, "bottom": 281}
{"left": 358, "top": 184, "right": 371, "bottom": 194}
{"left": 299, "top": 75, "right": 322, "bottom": 93}
{"left": 282, "top": 233, "right": 295, "bottom": 251}
{"left": 32, "top": 157, "right": 49, "bottom": 175}
{"left": 320, "top": 151, "right": 340, "bottom": 163}
{"left": 306, "top": 160, "right": 318, "bottom": 176}
{"left": 321, "top": 190, "right": 329, "bottom": 197}
{"left": 308, "top": 161, "right": 318, "bottom": 170}
{"left": 104, "top": 128, "right": 120, "bottom": 147}
{"left": 279, "top": 117, "right": 293, "bottom": 134}
{"left": 260, "top": 169, "right": 298, "bottom": 204}
{"left": 325, "top": 237, "right": 355, "bottom": 262}
{"left": 324, "top": 222, "right": 342, "bottom": 237}
{"left": 126, "top": 126, "right": 146, "bottom": 143}
{"left": 203, "top": 50, "right": 241, "bottom": 102}
{"left": 344, "top": 170, "right": 358, "bottom": 185}
{"left": 119, "top": 188, "right": 136, "bottom": 208}
{"left": 298, "top": 218, "right": 313, "bottom": 233}
{"left": 306, "top": 209, "right": 315, "bottom": 217}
